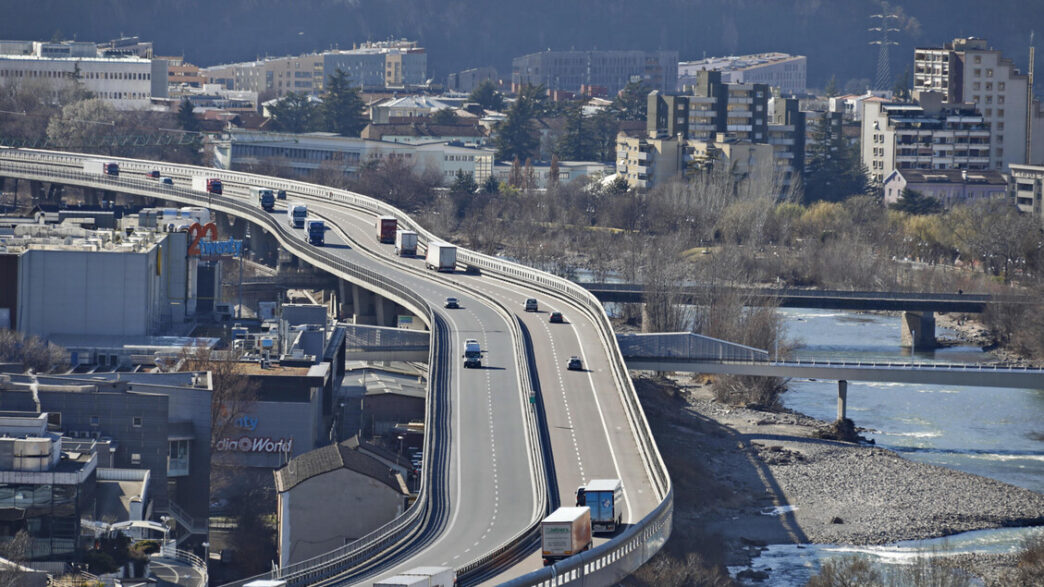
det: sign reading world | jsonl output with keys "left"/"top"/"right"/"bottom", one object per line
{"left": 215, "top": 436, "right": 294, "bottom": 454}
{"left": 187, "top": 222, "right": 243, "bottom": 258}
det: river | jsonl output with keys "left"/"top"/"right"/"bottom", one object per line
{"left": 735, "top": 308, "right": 1044, "bottom": 584}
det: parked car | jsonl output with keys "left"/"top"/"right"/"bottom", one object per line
{"left": 524, "top": 298, "right": 538, "bottom": 312}
{"left": 567, "top": 356, "right": 582, "bottom": 371}
{"left": 445, "top": 297, "right": 460, "bottom": 309}
{"left": 549, "top": 311, "right": 564, "bottom": 323}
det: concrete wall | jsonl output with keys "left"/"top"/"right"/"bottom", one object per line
{"left": 278, "top": 467, "right": 404, "bottom": 566}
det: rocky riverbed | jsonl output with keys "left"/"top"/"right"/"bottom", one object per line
{"left": 630, "top": 374, "right": 1044, "bottom": 585}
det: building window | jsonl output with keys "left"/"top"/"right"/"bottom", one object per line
{"left": 974, "top": 55, "right": 982, "bottom": 64}
{"left": 998, "top": 82, "right": 1005, "bottom": 91}
{"left": 997, "top": 109, "right": 1004, "bottom": 117}
{"left": 973, "top": 82, "right": 980, "bottom": 90}
{"left": 131, "top": 453, "right": 142, "bottom": 465}
{"left": 998, "top": 96, "right": 1005, "bottom": 105}
{"left": 132, "top": 416, "right": 143, "bottom": 428}
{"left": 973, "top": 69, "right": 981, "bottom": 77}
{"left": 90, "top": 416, "right": 99, "bottom": 426}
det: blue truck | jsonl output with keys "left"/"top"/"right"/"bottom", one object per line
{"left": 306, "top": 218, "right": 325, "bottom": 246}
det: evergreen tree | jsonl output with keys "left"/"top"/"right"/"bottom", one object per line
{"left": 892, "top": 67, "right": 912, "bottom": 102}
{"left": 268, "top": 92, "right": 318, "bottom": 133}
{"left": 177, "top": 99, "right": 200, "bottom": 133}
{"left": 524, "top": 157, "right": 536, "bottom": 190}
{"left": 451, "top": 169, "right": 478, "bottom": 195}
{"left": 802, "top": 118, "right": 868, "bottom": 203}
{"left": 321, "top": 69, "right": 366, "bottom": 136}
{"left": 555, "top": 101, "right": 596, "bottom": 161}
{"left": 469, "top": 79, "right": 504, "bottom": 111}
{"left": 824, "top": 75, "right": 839, "bottom": 98}
{"left": 483, "top": 173, "right": 500, "bottom": 194}
{"left": 890, "top": 188, "right": 943, "bottom": 215}
{"left": 610, "top": 80, "right": 650, "bottom": 121}
{"left": 508, "top": 157, "right": 523, "bottom": 187}
{"left": 494, "top": 84, "right": 546, "bottom": 161}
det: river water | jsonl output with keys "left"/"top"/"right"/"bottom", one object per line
{"left": 734, "top": 308, "right": 1044, "bottom": 584}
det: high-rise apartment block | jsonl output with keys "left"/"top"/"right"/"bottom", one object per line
{"left": 913, "top": 37, "right": 1036, "bottom": 170}
{"left": 678, "top": 52, "right": 807, "bottom": 95}
{"left": 511, "top": 49, "right": 678, "bottom": 95}
{"left": 625, "top": 71, "right": 810, "bottom": 192}
{"left": 861, "top": 95, "right": 991, "bottom": 185}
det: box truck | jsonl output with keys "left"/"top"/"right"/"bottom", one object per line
{"left": 306, "top": 218, "right": 325, "bottom": 246}
{"left": 376, "top": 216, "right": 398, "bottom": 243}
{"left": 287, "top": 203, "right": 308, "bottom": 228}
{"left": 395, "top": 230, "right": 418, "bottom": 256}
{"left": 192, "top": 176, "right": 223, "bottom": 195}
{"left": 541, "top": 506, "right": 592, "bottom": 566}
{"left": 576, "top": 479, "right": 624, "bottom": 533}
{"left": 83, "top": 160, "right": 119, "bottom": 176}
{"left": 425, "top": 242, "right": 457, "bottom": 272}
{"left": 251, "top": 187, "right": 276, "bottom": 211}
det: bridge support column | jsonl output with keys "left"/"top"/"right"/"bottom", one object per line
{"left": 352, "top": 283, "right": 377, "bottom": 325}
{"left": 837, "top": 380, "right": 848, "bottom": 421}
{"left": 375, "top": 296, "right": 399, "bottom": 327}
{"left": 900, "top": 311, "right": 936, "bottom": 349}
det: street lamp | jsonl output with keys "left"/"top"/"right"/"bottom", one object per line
{"left": 202, "top": 541, "right": 209, "bottom": 565}
{"left": 397, "top": 434, "right": 404, "bottom": 457}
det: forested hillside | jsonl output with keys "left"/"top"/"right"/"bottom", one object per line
{"left": 3, "top": 0, "right": 1040, "bottom": 89}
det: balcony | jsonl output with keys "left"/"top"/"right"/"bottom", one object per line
{"left": 727, "top": 124, "right": 753, "bottom": 132}
{"left": 635, "top": 150, "right": 649, "bottom": 161}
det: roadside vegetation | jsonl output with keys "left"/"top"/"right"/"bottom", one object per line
{"left": 0, "top": 328, "right": 68, "bottom": 372}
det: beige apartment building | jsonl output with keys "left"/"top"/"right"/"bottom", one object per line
{"left": 913, "top": 37, "right": 1040, "bottom": 170}
{"left": 1009, "top": 164, "right": 1044, "bottom": 220}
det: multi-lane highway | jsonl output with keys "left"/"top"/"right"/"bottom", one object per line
{"left": 0, "top": 149, "right": 672, "bottom": 586}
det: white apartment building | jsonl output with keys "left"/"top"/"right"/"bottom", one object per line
{"left": 861, "top": 97, "right": 991, "bottom": 185}
{"left": 1009, "top": 164, "right": 1044, "bottom": 220}
{"left": 913, "top": 37, "right": 1037, "bottom": 170}
{"left": 678, "top": 53, "right": 807, "bottom": 95}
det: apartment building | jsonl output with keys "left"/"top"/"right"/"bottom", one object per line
{"left": 861, "top": 95, "right": 991, "bottom": 185}
{"left": 882, "top": 168, "right": 1007, "bottom": 208}
{"left": 1009, "top": 164, "right": 1044, "bottom": 220}
{"left": 203, "top": 41, "right": 427, "bottom": 97}
{"left": 913, "top": 37, "right": 1040, "bottom": 170}
{"left": 642, "top": 71, "right": 808, "bottom": 191}
{"left": 678, "top": 52, "right": 807, "bottom": 95}
{"left": 616, "top": 131, "right": 775, "bottom": 190}
{"left": 511, "top": 49, "right": 678, "bottom": 94}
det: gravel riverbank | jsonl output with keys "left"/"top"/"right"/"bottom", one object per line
{"left": 631, "top": 375, "right": 1044, "bottom": 585}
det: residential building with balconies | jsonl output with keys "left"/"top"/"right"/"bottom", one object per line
{"left": 861, "top": 96, "right": 991, "bottom": 185}
{"left": 1009, "top": 164, "right": 1044, "bottom": 220}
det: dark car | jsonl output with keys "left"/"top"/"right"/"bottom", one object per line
{"left": 445, "top": 297, "right": 460, "bottom": 309}
{"left": 567, "top": 356, "right": 582, "bottom": 371}
{"left": 159, "top": 177, "right": 174, "bottom": 185}
{"left": 146, "top": 170, "right": 160, "bottom": 178}
{"left": 549, "top": 311, "right": 564, "bottom": 323}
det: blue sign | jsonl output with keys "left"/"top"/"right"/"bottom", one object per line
{"left": 199, "top": 238, "right": 244, "bottom": 258}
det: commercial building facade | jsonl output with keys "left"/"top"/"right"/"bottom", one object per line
{"left": 512, "top": 49, "right": 678, "bottom": 95}
{"left": 678, "top": 52, "right": 807, "bottom": 95}
{"left": 0, "top": 53, "right": 167, "bottom": 109}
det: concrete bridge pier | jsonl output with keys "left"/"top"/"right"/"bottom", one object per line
{"left": 351, "top": 283, "right": 378, "bottom": 325}
{"left": 837, "top": 380, "right": 848, "bottom": 421}
{"left": 901, "top": 311, "right": 937, "bottom": 349}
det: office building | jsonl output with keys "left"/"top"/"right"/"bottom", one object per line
{"left": 678, "top": 52, "right": 807, "bottom": 95}
{"left": 1010, "top": 164, "right": 1044, "bottom": 220}
{"left": 447, "top": 66, "right": 497, "bottom": 93}
{"left": 882, "top": 168, "right": 1007, "bottom": 208}
{"left": 0, "top": 410, "right": 98, "bottom": 560}
{"left": 913, "top": 37, "right": 1039, "bottom": 170}
{"left": 0, "top": 226, "right": 198, "bottom": 338}
{"left": 861, "top": 95, "right": 991, "bottom": 185}
{"left": 215, "top": 130, "right": 496, "bottom": 185}
{"left": 202, "top": 41, "right": 427, "bottom": 97}
{"left": 511, "top": 49, "right": 678, "bottom": 95}
{"left": 0, "top": 49, "right": 167, "bottom": 109}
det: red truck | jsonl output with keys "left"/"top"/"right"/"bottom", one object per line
{"left": 376, "top": 216, "right": 398, "bottom": 243}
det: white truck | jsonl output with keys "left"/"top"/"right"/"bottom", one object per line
{"left": 576, "top": 478, "right": 624, "bottom": 533}
{"left": 541, "top": 506, "right": 592, "bottom": 566}
{"left": 287, "top": 203, "right": 308, "bottom": 228}
{"left": 425, "top": 241, "right": 457, "bottom": 272}
{"left": 395, "top": 230, "right": 418, "bottom": 256}
{"left": 373, "top": 567, "right": 455, "bottom": 587}
{"left": 83, "top": 160, "right": 119, "bottom": 176}
{"left": 463, "top": 339, "right": 482, "bottom": 368}
{"left": 191, "top": 176, "right": 223, "bottom": 194}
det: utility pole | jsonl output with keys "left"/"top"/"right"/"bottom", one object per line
{"left": 869, "top": 12, "right": 901, "bottom": 93}
{"left": 1027, "top": 31, "right": 1035, "bottom": 164}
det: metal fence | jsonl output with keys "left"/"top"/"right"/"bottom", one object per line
{"left": 616, "top": 332, "right": 769, "bottom": 362}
